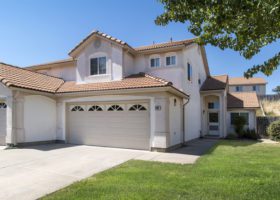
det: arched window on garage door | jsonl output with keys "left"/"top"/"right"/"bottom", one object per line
{"left": 107, "top": 105, "right": 123, "bottom": 111}
{"left": 71, "top": 106, "right": 84, "bottom": 112}
{"left": 129, "top": 104, "right": 147, "bottom": 111}
{"left": 88, "top": 105, "right": 103, "bottom": 111}
{"left": 0, "top": 103, "right": 7, "bottom": 109}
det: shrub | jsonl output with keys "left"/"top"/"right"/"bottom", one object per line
{"left": 267, "top": 120, "right": 280, "bottom": 141}
{"left": 233, "top": 116, "right": 246, "bottom": 138}
{"left": 226, "top": 133, "right": 238, "bottom": 140}
{"left": 243, "top": 128, "right": 259, "bottom": 140}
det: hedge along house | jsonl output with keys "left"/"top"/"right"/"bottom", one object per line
{"left": 0, "top": 30, "right": 262, "bottom": 151}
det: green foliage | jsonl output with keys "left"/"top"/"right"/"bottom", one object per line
{"left": 233, "top": 116, "right": 246, "bottom": 137}
{"left": 43, "top": 141, "right": 280, "bottom": 200}
{"left": 272, "top": 85, "right": 280, "bottom": 94}
{"left": 267, "top": 120, "right": 280, "bottom": 140}
{"left": 156, "top": 0, "right": 280, "bottom": 77}
{"left": 243, "top": 128, "right": 259, "bottom": 140}
{"left": 226, "top": 133, "right": 238, "bottom": 140}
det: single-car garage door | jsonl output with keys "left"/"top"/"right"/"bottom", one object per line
{"left": 0, "top": 102, "right": 7, "bottom": 145}
{"left": 67, "top": 101, "right": 150, "bottom": 150}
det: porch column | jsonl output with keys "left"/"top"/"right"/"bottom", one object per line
{"left": 219, "top": 94, "right": 225, "bottom": 138}
{"left": 14, "top": 96, "right": 25, "bottom": 143}
{"left": 56, "top": 101, "right": 64, "bottom": 141}
{"left": 5, "top": 96, "right": 16, "bottom": 146}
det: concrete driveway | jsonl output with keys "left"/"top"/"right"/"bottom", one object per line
{"left": 0, "top": 139, "right": 217, "bottom": 200}
{"left": 0, "top": 144, "right": 146, "bottom": 200}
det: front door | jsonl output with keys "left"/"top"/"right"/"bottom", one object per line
{"left": 208, "top": 111, "right": 219, "bottom": 136}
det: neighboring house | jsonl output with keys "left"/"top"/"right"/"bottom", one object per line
{"left": 229, "top": 77, "right": 267, "bottom": 95}
{"left": 0, "top": 30, "right": 262, "bottom": 150}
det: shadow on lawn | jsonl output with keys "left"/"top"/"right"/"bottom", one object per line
{"left": 169, "top": 138, "right": 220, "bottom": 156}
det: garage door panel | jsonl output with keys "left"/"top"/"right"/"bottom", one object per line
{"left": 0, "top": 109, "right": 6, "bottom": 145}
{"left": 67, "top": 102, "right": 150, "bottom": 150}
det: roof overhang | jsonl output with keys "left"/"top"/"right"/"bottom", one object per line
{"left": 69, "top": 31, "right": 137, "bottom": 58}
{"left": 55, "top": 86, "right": 189, "bottom": 99}
{"left": 26, "top": 59, "right": 76, "bottom": 71}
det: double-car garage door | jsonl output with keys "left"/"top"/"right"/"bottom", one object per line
{"left": 67, "top": 101, "right": 150, "bottom": 150}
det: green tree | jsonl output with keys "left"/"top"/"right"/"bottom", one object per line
{"left": 273, "top": 86, "right": 280, "bottom": 94}
{"left": 155, "top": 0, "right": 280, "bottom": 77}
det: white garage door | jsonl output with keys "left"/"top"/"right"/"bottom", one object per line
{"left": 0, "top": 102, "right": 7, "bottom": 145}
{"left": 67, "top": 102, "right": 150, "bottom": 150}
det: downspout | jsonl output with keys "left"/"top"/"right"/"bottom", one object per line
{"left": 182, "top": 97, "right": 190, "bottom": 145}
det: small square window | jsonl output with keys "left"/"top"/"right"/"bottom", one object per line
{"left": 90, "top": 57, "right": 106, "bottom": 75}
{"left": 150, "top": 58, "right": 160, "bottom": 68}
{"left": 236, "top": 86, "right": 243, "bottom": 92}
{"left": 166, "top": 56, "right": 176, "bottom": 66}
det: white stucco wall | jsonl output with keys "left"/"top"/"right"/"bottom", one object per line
{"left": 37, "top": 64, "right": 76, "bottom": 81}
{"left": 169, "top": 97, "right": 183, "bottom": 146}
{"left": 133, "top": 44, "right": 207, "bottom": 142}
{"left": 24, "top": 95, "right": 56, "bottom": 142}
{"left": 0, "top": 83, "right": 12, "bottom": 145}
{"left": 151, "top": 97, "right": 169, "bottom": 148}
{"left": 183, "top": 45, "right": 207, "bottom": 141}
{"left": 76, "top": 37, "right": 123, "bottom": 83}
{"left": 123, "top": 51, "right": 134, "bottom": 76}
{"left": 226, "top": 109, "right": 257, "bottom": 134}
{"left": 229, "top": 84, "right": 266, "bottom": 95}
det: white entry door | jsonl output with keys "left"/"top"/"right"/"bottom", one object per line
{"left": 208, "top": 111, "right": 219, "bottom": 136}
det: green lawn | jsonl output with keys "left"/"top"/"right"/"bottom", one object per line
{"left": 42, "top": 140, "right": 280, "bottom": 200}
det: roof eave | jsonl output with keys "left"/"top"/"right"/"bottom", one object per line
{"left": 55, "top": 85, "right": 189, "bottom": 99}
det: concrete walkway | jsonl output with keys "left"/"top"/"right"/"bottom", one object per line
{"left": 136, "top": 139, "right": 218, "bottom": 164}
{"left": 0, "top": 139, "right": 218, "bottom": 200}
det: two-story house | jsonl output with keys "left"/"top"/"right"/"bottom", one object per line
{"left": 229, "top": 77, "right": 267, "bottom": 95}
{"left": 0, "top": 31, "right": 262, "bottom": 151}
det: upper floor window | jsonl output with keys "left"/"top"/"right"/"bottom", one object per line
{"left": 235, "top": 86, "right": 243, "bottom": 92}
{"left": 252, "top": 85, "right": 259, "bottom": 92}
{"left": 166, "top": 55, "right": 176, "bottom": 66}
{"left": 187, "top": 63, "right": 192, "bottom": 81}
{"left": 150, "top": 57, "right": 160, "bottom": 68}
{"left": 90, "top": 57, "right": 106, "bottom": 75}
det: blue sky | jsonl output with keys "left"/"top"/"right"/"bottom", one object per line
{"left": 0, "top": 0, "right": 279, "bottom": 93}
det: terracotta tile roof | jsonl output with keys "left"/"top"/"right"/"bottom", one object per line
{"left": 0, "top": 63, "right": 187, "bottom": 96}
{"left": 57, "top": 73, "right": 172, "bottom": 93}
{"left": 69, "top": 30, "right": 135, "bottom": 56}
{"left": 200, "top": 75, "right": 228, "bottom": 91}
{"left": 69, "top": 30, "right": 196, "bottom": 57}
{"left": 26, "top": 58, "right": 76, "bottom": 70}
{"left": 229, "top": 77, "right": 266, "bottom": 85}
{"left": 227, "top": 92, "right": 260, "bottom": 109}
{"left": 0, "top": 62, "right": 64, "bottom": 93}
{"left": 135, "top": 39, "right": 195, "bottom": 51}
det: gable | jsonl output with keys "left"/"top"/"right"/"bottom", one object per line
{"left": 69, "top": 30, "right": 135, "bottom": 58}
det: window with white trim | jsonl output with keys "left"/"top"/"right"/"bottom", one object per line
{"left": 90, "top": 57, "right": 106, "bottom": 75}
{"left": 129, "top": 104, "right": 147, "bottom": 111}
{"left": 230, "top": 112, "right": 249, "bottom": 125}
{"left": 150, "top": 57, "right": 160, "bottom": 68}
{"left": 0, "top": 103, "right": 7, "bottom": 109}
{"left": 166, "top": 55, "right": 176, "bottom": 66}
{"left": 252, "top": 85, "right": 259, "bottom": 92}
{"left": 71, "top": 106, "right": 84, "bottom": 112}
{"left": 235, "top": 86, "right": 243, "bottom": 92}
{"left": 108, "top": 105, "right": 124, "bottom": 111}
{"left": 88, "top": 105, "right": 103, "bottom": 111}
